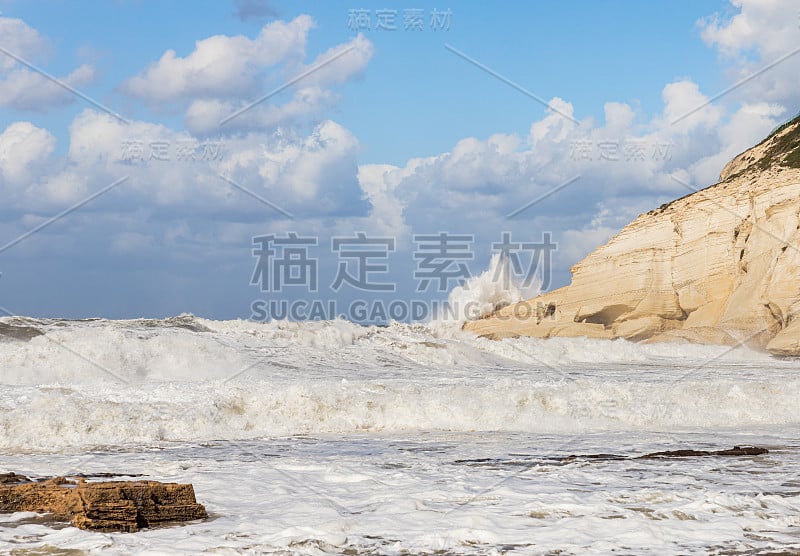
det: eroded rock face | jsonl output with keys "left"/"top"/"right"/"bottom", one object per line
{"left": 0, "top": 475, "right": 207, "bottom": 532}
{"left": 466, "top": 116, "right": 800, "bottom": 356}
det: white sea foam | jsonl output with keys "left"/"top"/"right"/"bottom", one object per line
{"left": 3, "top": 430, "right": 800, "bottom": 555}
{"left": 0, "top": 311, "right": 793, "bottom": 451}
{"left": 2, "top": 287, "right": 799, "bottom": 553}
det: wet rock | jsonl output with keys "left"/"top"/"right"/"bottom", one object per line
{"left": 0, "top": 472, "right": 31, "bottom": 484}
{"left": 137, "top": 314, "right": 212, "bottom": 333}
{"left": 0, "top": 322, "right": 44, "bottom": 342}
{"left": 454, "top": 446, "right": 769, "bottom": 469}
{"left": 638, "top": 445, "right": 768, "bottom": 459}
{"left": 556, "top": 446, "right": 768, "bottom": 463}
{"left": 0, "top": 477, "right": 207, "bottom": 532}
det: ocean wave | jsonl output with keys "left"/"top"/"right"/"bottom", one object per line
{"left": 0, "top": 313, "right": 794, "bottom": 450}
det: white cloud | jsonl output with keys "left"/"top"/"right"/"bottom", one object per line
{"left": 700, "top": 0, "right": 796, "bottom": 58}
{"left": 0, "top": 64, "right": 95, "bottom": 111}
{"left": 528, "top": 97, "right": 576, "bottom": 146}
{"left": 0, "top": 17, "right": 48, "bottom": 71}
{"left": 604, "top": 102, "right": 636, "bottom": 131}
{"left": 121, "top": 16, "right": 315, "bottom": 103}
{"left": 185, "top": 86, "right": 337, "bottom": 135}
{"left": 292, "top": 34, "right": 374, "bottom": 88}
{"left": 659, "top": 80, "right": 724, "bottom": 132}
{"left": 120, "top": 18, "right": 373, "bottom": 135}
{"left": 222, "top": 119, "right": 367, "bottom": 218}
{"left": 0, "top": 121, "right": 56, "bottom": 188}
{"left": 32, "top": 170, "right": 90, "bottom": 206}
{"left": 560, "top": 225, "right": 618, "bottom": 267}
{"left": 7, "top": 110, "right": 366, "bottom": 220}
{"left": 120, "top": 16, "right": 372, "bottom": 110}
{"left": 0, "top": 17, "right": 97, "bottom": 111}
{"left": 352, "top": 80, "right": 786, "bottom": 281}
{"left": 688, "top": 101, "right": 784, "bottom": 184}
{"left": 1, "top": 3, "right": 796, "bottom": 308}
{"left": 357, "top": 163, "right": 410, "bottom": 238}
{"left": 699, "top": 0, "right": 800, "bottom": 108}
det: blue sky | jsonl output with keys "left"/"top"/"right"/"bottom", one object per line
{"left": 3, "top": 0, "right": 725, "bottom": 162}
{"left": 0, "top": 0, "right": 798, "bottom": 320}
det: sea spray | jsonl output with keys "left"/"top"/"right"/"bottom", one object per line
{"left": 433, "top": 253, "right": 541, "bottom": 325}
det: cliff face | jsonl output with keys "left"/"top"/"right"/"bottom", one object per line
{"left": 466, "top": 116, "right": 800, "bottom": 356}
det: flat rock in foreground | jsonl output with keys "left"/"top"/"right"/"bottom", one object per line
{"left": 0, "top": 474, "right": 207, "bottom": 532}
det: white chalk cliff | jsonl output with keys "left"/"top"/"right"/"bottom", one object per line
{"left": 466, "top": 115, "right": 800, "bottom": 356}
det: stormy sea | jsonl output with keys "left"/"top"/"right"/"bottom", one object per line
{"left": 1, "top": 266, "right": 799, "bottom": 554}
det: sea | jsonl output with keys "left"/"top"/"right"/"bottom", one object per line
{"left": 1, "top": 265, "right": 799, "bottom": 554}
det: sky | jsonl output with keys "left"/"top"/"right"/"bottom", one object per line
{"left": 0, "top": 0, "right": 799, "bottom": 321}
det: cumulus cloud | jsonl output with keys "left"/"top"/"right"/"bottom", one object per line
{"left": 0, "top": 64, "right": 95, "bottom": 111}
{"left": 700, "top": 0, "right": 796, "bottom": 57}
{"left": 121, "top": 16, "right": 315, "bottom": 103}
{"left": 120, "top": 17, "right": 373, "bottom": 136}
{"left": 7, "top": 109, "right": 367, "bottom": 221}
{"left": 0, "top": 110, "right": 372, "bottom": 304}
{"left": 0, "top": 121, "right": 56, "bottom": 188}
{"left": 0, "top": 17, "right": 48, "bottom": 71}
{"left": 0, "top": 17, "right": 97, "bottom": 111}
{"left": 356, "top": 79, "right": 786, "bottom": 285}
{"left": 293, "top": 34, "right": 374, "bottom": 88}
{"left": 699, "top": 0, "right": 800, "bottom": 109}
{"left": 2, "top": 3, "right": 796, "bottom": 313}
{"left": 120, "top": 17, "right": 371, "bottom": 107}
{"left": 659, "top": 80, "right": 723, "bottom": 131}
{"left": 185, "top": 86, "right": 337, "bottom": 135}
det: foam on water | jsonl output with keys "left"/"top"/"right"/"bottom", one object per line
{"left": 0, "top": 312, "right": 795, "bottom": 451}
{"left": 2, "top": 267, "right": 800, "bottom": 553}
{"left": 3, "top": 431, "right": 800, "bottom": 555}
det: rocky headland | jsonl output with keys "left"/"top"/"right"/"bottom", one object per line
{"left": 466, "top": 115, "right": 800, "bottom": 356}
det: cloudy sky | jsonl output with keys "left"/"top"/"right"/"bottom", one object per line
{"left": 0, "top": 0, "right": 798, "bottom": 320}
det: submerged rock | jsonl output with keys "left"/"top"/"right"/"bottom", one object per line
{"left": 637, "top": 446, "right": 768, "bottom": 459}
{"left": 454, "top": 446, "right": 769, "bottom": 467}
{"left": 557, "top": 446, "right": 769, "bottom": 464}
{"left": 0, "top": 476, "right": 207, "bottom": 532}
{"left": 466, "top": 115, "right": 800, "bottom": 356}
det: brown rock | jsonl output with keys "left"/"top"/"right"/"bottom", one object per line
{"left": 0, "top": 476, "right": 207, "bottom": 532}
{"left": 0, "top": 472, "right": 31, "bottom": 484}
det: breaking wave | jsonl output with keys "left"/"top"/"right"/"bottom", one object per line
{"left": 435, "top": 253, "right": 541, "bottom": 324}
{"left": 0, "top": 311, "right": 795, "bottom": 451}
{"left": 0, "top": 258, "right": 795, "bottom": 451}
